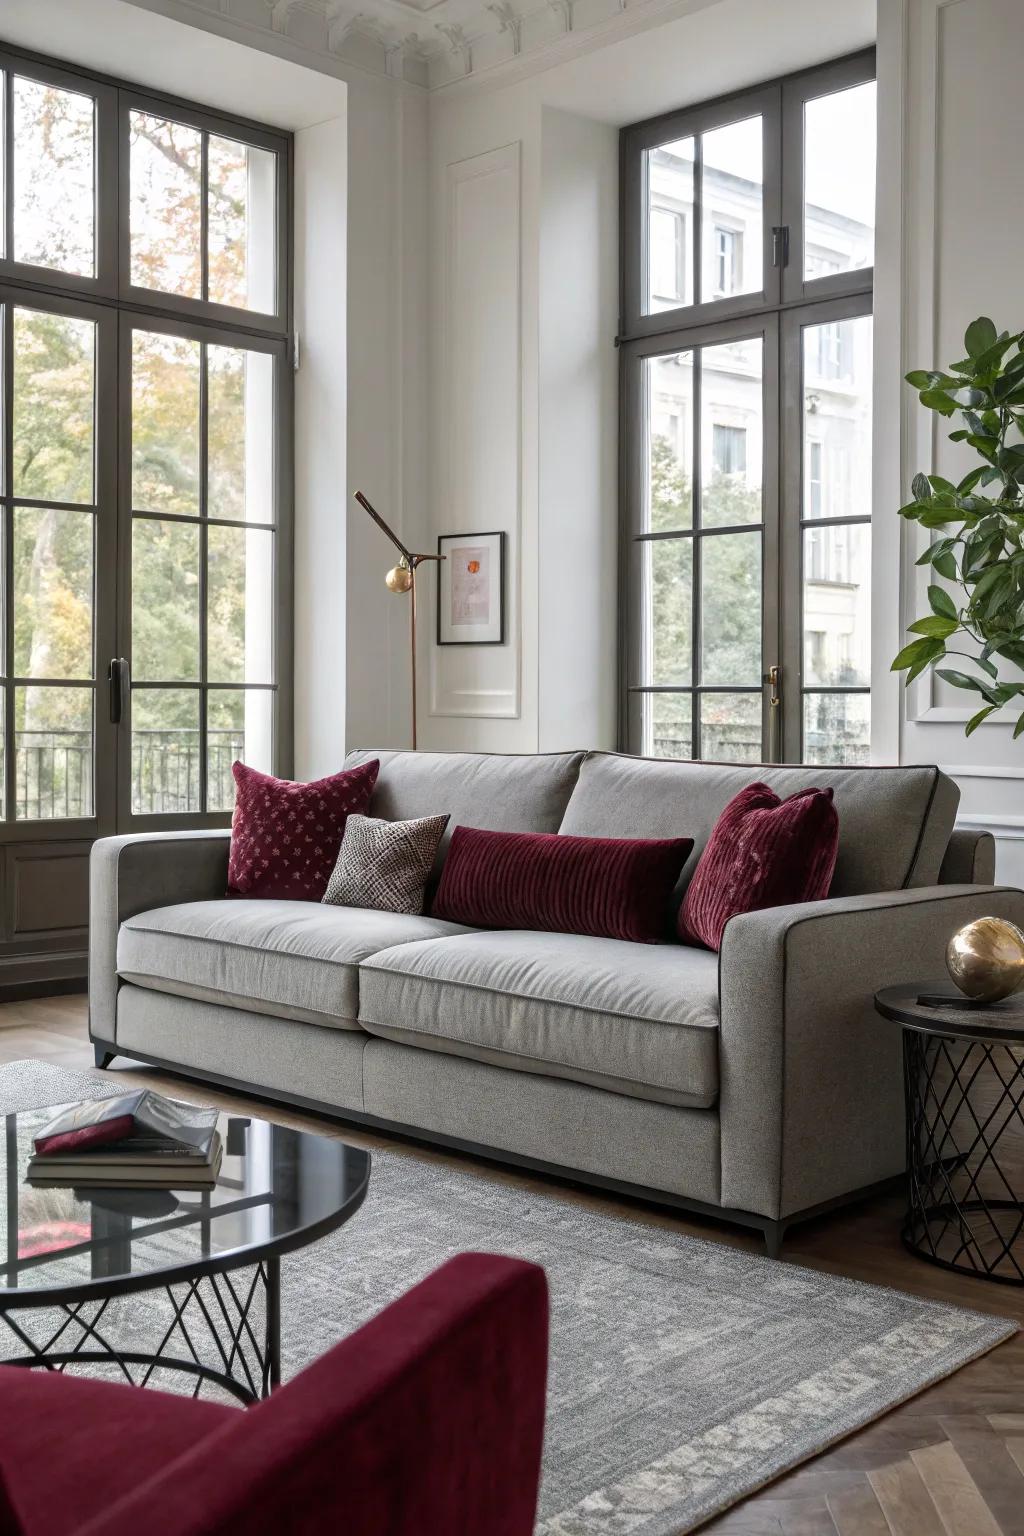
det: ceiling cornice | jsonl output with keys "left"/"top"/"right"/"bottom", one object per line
{"left": 126, "top": 0, "right": 726, "bottom": 94}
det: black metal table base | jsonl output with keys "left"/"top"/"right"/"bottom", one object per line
{"left": 0, "top": 1257, "right": 281, "bottom": 1404}
{"left": 904, "top": 1030, "right": 1024, "bottom": 1285}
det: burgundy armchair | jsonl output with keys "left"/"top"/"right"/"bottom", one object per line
{"left": 0, "top": 1253, "right": 548, "bottom": 1536}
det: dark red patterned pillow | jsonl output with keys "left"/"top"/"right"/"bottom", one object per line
{"left": 431, "top": 826, "right": 693, "bottom": 944}
{"left": 227, "top": 760, "right": 379, "bottom": 901}
{"left": 680, "top": 782, "right": 838, "bottom": 952}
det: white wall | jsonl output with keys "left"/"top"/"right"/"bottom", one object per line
{"left": 876, "top": 0, "right": 1024, "bottom": 880}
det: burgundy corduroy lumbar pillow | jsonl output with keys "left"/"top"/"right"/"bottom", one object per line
{"left": 679, "top": 782, "right": 838, "bottom": 952}
{"left": 228, "top": 759, "right": 379, "bottom": 901}
{"left": 431, "top": 826, "right": 693, "bottom": 944}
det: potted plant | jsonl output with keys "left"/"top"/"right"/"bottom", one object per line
{"left": 892, "top": 316, "right": 1024, "bottom": 737}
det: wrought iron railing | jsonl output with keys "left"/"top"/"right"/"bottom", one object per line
{"left": 12, "top": 729, "right": 244, "bottom": 820}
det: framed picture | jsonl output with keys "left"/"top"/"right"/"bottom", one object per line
{"left": 437, "top": 532, "right": 505, "bottom": 646}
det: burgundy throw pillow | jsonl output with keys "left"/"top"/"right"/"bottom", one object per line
{"left": 228, "top": 759, "right": 379, "bottom": 901}
{"left": 680, "top": 782, "right": 838, "bottom": 951}
{"left": 431, "top": 826, "right": 693, "bottom": 944}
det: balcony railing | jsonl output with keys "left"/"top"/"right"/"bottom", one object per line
{"left": 11, "top": 729, "right": 244, "bottom": 821}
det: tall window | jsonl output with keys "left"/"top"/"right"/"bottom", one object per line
{"left": 0, "top": 46, "right": 291, "bottom": 849}
{"left": 620, "top": 52, "right": 874, "bottom": 764}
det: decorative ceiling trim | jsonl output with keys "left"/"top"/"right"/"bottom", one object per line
{"left": 125, "top": 0, "right": 726, "bottom": 93}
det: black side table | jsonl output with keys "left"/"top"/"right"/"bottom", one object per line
{"left": 876, "top": 982, "right": 1024, "bottom": 1286}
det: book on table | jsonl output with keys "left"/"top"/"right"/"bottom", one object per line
{"left": 26, "top": 1090, "right": 222, "bottom": 1188}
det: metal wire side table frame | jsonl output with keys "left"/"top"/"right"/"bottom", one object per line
{"left": 0, "top": 1255, "right": 281, "bottom": 1405}
{"left": 876, "top": 983, "right": 1024, "bottom": 1286}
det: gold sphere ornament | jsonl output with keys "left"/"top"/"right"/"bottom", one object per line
{"left": 385, "top": 561, "right": 413, "bottom": 594}
{"left": 946, "top": 915, "right": 1024, "bottom": 1003}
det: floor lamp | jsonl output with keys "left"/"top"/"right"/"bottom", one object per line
{"left": 354, "top": 491, "right": 443, "bottom": 751}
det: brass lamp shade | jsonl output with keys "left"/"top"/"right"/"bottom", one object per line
{"left": 385, "top": 563, "right": 413, "bottom": 594}
{"left": 946, "top": 916, "right": 1024, "bottom": 1003}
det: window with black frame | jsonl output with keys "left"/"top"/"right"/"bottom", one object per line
{"left": 0, "top": 46, "right": 292, "bottom": 846}
{"left": 619, "top": 50, "right": 875, "bottom": 765}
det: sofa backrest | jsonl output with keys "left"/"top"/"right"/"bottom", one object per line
{"left": 557, "top": 754, "right": 960, "bottom": 898}
{"left": 344, "top": 750, "right": 585, "bottom": 876}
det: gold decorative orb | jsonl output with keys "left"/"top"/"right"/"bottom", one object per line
{"left": 946, "top": 916, "right": 1024, "bottom": 1003}
{"left": 385, "top": 563, "right": 413, "bottom": 594}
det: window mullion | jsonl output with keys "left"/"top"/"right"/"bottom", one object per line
{"left": 199, "top": 339, "right": 208, "bottom": 815}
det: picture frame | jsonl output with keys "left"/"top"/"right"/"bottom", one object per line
{"left": 436, "top": 531, "right": 506, "bottom": 646}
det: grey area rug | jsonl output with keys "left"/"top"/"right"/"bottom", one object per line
{"left": 0, "top": 1059, "right": 1015, "bottom": 1535}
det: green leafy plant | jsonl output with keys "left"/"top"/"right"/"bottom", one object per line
{"left": 893, "top": 315, "right": 1024, "bottom": 737}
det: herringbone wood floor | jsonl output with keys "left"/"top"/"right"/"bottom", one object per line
{"left": 5, "top": 994, "right": 1023, "bottom": 1536}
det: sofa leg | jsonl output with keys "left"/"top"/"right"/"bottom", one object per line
{"left": 93, "top": 1045, "right": 114, "bottom": 1070}
{"left": 762, "top": 1220, "right": 785, "bottom": 1259}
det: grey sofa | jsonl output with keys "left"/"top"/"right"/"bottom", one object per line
{"left": 89, "top": 749, "right": 1020, "bottom": 1253}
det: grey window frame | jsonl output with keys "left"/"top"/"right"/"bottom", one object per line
{"left": 619, "top": 47, "right": 874, "bottom": 764}
{"left": 0, "top": 42, "right": 294, "bottom": 834}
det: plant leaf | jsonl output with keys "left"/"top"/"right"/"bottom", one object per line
{"left": 928, "top": 584, "right": 957, "bottom": 619}
{"left": 920, "top": 389, "right": 957, "bottom": 416}
{"left": 966, "top": 705, "right": 998, "bottom": 736}
{"left": 911, "top": 472, "right": 930, "bottom": 502}
{"left": 965, "top": 316, "right": 998, "bottom": 358}
{"left": 933, "top": 551, "right": 958, "bottom": 580}
{"left": 892, "top": 636, "right": 945, "bottom": 673}
{"left": 908, "top": 615, "right": 958, "bottom": 638}
{"left": 1015, "top": 709, "right": 1024, "bottom": 740}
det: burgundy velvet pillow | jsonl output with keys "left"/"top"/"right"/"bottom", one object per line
{"left": 228, "top": 759, "right": 379, "bottom": 901}
{"left": 680, "top": 782, "right": 838, "bottom": 952}
{"left": 431, "top": 826, "right": 693, "bottom": 944}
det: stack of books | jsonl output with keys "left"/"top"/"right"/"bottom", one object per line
{"left": 27, "top": 1091, "right": 222, "bottom": 1189}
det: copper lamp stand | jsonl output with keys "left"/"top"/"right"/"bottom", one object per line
{"left": 354, "top": 492, "right": 443, "bottom": 751}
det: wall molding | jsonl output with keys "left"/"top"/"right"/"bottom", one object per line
{"left": 903, "top": 0, "right": 985, "bottom": 727}
{"left": 126, "top": 0, "right": 727, "bottom": 93}
{"left": 430, "top": 143, "right": 522, "bottom": 722}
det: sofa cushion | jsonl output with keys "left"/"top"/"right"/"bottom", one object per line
{"left": 358, "top": 930, "right": 720, "bottom": 1108}
{"left": 343, "top": 749, "right": 585, "bottom": 880}
{"left": 558, "top": 753, "right": 959, "bottom": 899}
{"left": 681, "top": 783, "right": 839, "bottom": 951}
{"left": 432, "top": 826, "right": 693, "bottom": 943}
{"left": 117, "top": 900, "right": 473, "bottom": 1030}
{"left": 228, "top": 759, "right": 379, "bottom": 901}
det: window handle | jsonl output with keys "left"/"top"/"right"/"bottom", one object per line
{"left": 771, "top": 226, "right": 789, "bottom": 268}
{"left": 108, "top": 658, "right": 130, "bottom": 725}
{"left": 765, "top": 665, "right": 781, "bottom": 761}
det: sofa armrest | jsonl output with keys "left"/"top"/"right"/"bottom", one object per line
{"left": 717, "top": 883, "right": 1024, "bottom": 1222}
{"left": 939, "top": 828, "right": 995, "bottom": 885}
{"left": 89, "top": 831, "right": 231, "bottom": 1047}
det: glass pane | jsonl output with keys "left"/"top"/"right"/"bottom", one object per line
{"left": 701, "top": 116, "right": 762, "bottom": 303}
{"left": 644, "top": 352, "right": 693, "bottom": 531}
{"left": 129, "top": 111, "right": 202, "bottom": 298}
{"left": 642, "top": 692, "right": 692, "bottom": 760}
{"left": 208, "top": 346, "right": 275, "bottom": 522}
{"left": 13, "top": 308, "right": 95, "bottom": 504}
{"left": 207, "top": 689, "right": 273, "bottom": 811}
{"left": 802, "top": 315, "right": 873, "bottom": 518}
{"left": 804, "top": 81, "right": 876, "bottom": 281}
{"left": 699, "top": 692, "right": 762, "bottom": 762}
{"left": 15, "top": 686, "right": 92, "bottom": 819}
{"left": 131, "top": 688, "right": 200, "bottom": 816}
{"left": 131, "top": 330, "right": 201, "bottom": 514}
{"left": 645, "top": 539, "right": 692, "bottom": 686}
{"left": 803, "top": 691, "right": 870, "bottom": 765}
{"left": 207, "top": 526, "right": 274, "bottom": 685}
{"left": 701, "top": 532, "right": 761, "bottom": 685}
{"left": 701, "top": 337, "right": 762, "bottom": 528}
{"left": 208, "top": 137, "right": 277, "bottom": 313}
{"left": 12, "top": 76, "right": 95, "bottom": 277}
{"left": 14, "top": 508, "right": 93, "bottom": 679}
{"left": 132, "top": 519, "right": 200, "bottom": 682}
{"left": 645, "top": 137, "right": 694, "bottom": 314}
{"left": 803, "top": 523, "right": 871, "bottom": 687}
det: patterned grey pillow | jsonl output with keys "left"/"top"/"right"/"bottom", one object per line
{"left": 322, "top": 813, "right": 450, "bottom": 916}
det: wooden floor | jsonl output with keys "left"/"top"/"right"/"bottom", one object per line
{"left": 7, "top": 995, "right": 1024, "bottom": 1536}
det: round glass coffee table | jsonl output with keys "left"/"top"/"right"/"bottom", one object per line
{"left": 876, "top": 981, "right": 1024, "bottom": 1286}
{"left": 0, "top": 1102, "right": 371, "bottom": 1402}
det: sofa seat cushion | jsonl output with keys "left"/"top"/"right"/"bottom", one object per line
{"left": 358, "top": 930, "right": 720, "bottom": 1108}
{"left": 117, "top": 900, "right": 474, "bottom": 1031}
